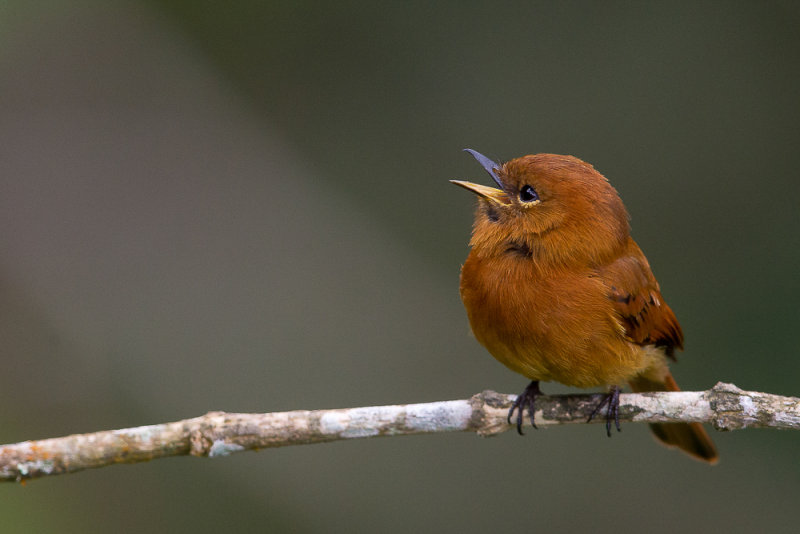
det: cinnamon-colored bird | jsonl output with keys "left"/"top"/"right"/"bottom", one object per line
{"left": 452, "top": 149, "right": 717, "bottom": 463}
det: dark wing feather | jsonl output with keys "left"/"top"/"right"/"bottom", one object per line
{"left": 598, "top": 239, "right": 684, "bottom": 358}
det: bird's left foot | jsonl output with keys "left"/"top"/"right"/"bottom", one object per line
{"left": 508, "top": 381, "right": 542, "bottom": 435}
{"left": 588, "top": 385, "right": 621, "bottom": 437}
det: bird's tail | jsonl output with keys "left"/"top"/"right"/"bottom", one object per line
{"left": 628, "top": 371, "right": 718, "bottom": 464}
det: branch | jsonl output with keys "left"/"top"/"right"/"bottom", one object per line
{"left": 1, "top": 382, "right": 796, "bottom": 482}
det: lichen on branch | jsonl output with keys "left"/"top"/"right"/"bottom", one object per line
{"left": 0, "top": 383, "right": 796, "bottom": 482}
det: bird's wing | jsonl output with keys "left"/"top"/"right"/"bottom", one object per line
{"left": 597, "top": 239, "right": 684, "bottom": 357}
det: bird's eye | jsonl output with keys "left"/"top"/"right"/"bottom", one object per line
{"left": 519, "top": 185, "right": 539, "bottom": 203}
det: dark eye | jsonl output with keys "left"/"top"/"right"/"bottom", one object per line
{"left": 519, "top": 184, "right": 539, "bottom": 202}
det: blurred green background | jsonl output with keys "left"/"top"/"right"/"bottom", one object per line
{"left": 1, "top": 1, "right": 798, "bottom": 532}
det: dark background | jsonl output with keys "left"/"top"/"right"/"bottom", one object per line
{"left": 1, "top": 1, "right": 798, "bottom": 532}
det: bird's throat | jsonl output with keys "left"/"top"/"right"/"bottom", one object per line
{"left": 504, "top": 240, "right": 533, "bottom": 258}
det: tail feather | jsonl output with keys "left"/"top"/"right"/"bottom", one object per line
{"left": 628, "top": 371, "right": 718, "bottom": 464}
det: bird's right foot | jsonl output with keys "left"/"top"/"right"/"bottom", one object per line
{"left": 507, "top": 380, "right": 542, "bottom": 435}
{"left": 587, "top": 385, "right": 622, "bottom": 437}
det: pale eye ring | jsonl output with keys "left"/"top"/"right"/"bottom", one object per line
{"left": 519, "top": 184, "right": 539, "bottom": 202}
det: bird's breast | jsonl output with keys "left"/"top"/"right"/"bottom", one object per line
{"left": 459, "top": 251, "right": 653, "bottom": 388}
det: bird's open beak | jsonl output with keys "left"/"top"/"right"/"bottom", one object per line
{"left": 463, "top": 149, "right": 505, "bottom": 188}
{"left": 451, "top": 149, "right": 510, "bottom": 204}
{"left": 450, "top": 180, "right": 510, "bottom": 205}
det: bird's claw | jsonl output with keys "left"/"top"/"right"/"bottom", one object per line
{"left": 507, "top": 381, "right": 542, "bottom": 435}
{"left": 587, "top": 385, "right": 622, "bottom": 437}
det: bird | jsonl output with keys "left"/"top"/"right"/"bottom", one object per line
{"left": 452, "top": 149, "right": 718, "bottom": 463}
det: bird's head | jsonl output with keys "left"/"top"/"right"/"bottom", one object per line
{"left": 452, "top": 149, "right": 631, "bottom": 267}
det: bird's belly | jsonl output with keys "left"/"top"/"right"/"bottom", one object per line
{"left": 461, "top": 257, "right": 655, "bottom": 388}
{"left": 484, "top": 338, "right": 656, "bottom": 388}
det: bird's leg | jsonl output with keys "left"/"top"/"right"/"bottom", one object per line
{"left": 507, "top": 380, "right": 542, "bottom": 435}
{"left": 587, "top": 385, "right": 622, "bottom": 437}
